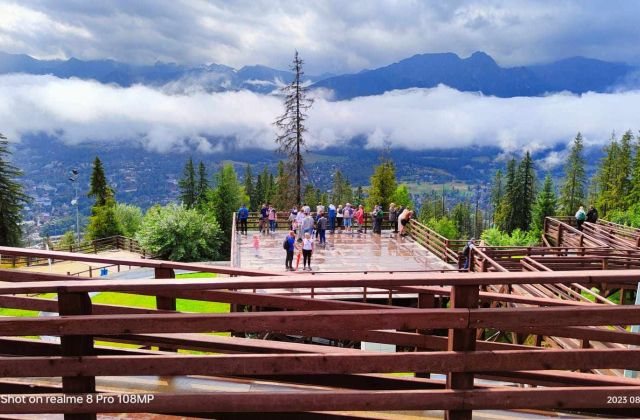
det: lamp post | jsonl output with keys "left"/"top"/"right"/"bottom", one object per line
{"left": 68, "top": 169, "right": 80, "bottom": 246}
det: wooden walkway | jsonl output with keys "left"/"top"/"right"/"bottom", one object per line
{"left": 0, "top": 216, "right": 639, "bottom": 419}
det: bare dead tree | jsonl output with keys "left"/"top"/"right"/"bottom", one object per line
{"left": 274, "top": 51, "right": 313, "bottom": 205}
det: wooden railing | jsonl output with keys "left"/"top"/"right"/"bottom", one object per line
{"left": 0, "top": 236, "right": 148, "bottom": 268}
{"left": 584, "top": 220, "right": 640, "bottom": 249}
{"left": 0, "top": 255, "right": 639, "bottom": 418}
{"left": 544, "top": 217, "right": 609, "bottom": 248}
{"left": 230, "top": 213, "right": 240, "bottom": 268}
{"left": 405, "top": 219, "right": 463, "bottom": 264}
{"left": 241, "top": 211, "right": 400, "bottom": 233}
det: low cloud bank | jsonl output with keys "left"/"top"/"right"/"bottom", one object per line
{"left": 0, "top": 74, "right": 638, "bottom": 154}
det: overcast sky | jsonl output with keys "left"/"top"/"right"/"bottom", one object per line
{"left": 2, "top": 0, "right": 640, "bottom": 73}
{"left": 2, "top": 1, "right": 640, "bottom": 157}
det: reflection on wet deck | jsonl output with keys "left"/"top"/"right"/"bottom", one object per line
{"left": 239, "top": 230, "right": 453, "bottom": 273}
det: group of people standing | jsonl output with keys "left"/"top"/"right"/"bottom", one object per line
{"left": 237, "top": 201, "right": 415, "bottom": 272}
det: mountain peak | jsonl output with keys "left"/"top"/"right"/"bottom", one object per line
{"left": 467, "top": 51, "right": 496, "bottom": 65}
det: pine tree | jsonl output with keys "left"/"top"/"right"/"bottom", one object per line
{"left": 274, "top": 161, "right": 292, "bottom": 209}
{"left": 342, "top": 178, "right": 353, "bottom": 204}
{"left": 209, "top": 164, "right": 244, "bottom": 254}
{"left": 88, "top": 156, "right": 112, "bottom": 207}
{"left": 196, "top": 161, "right": 209, "bottom": 206}
{"left": 274, "top": 51, "right": 313, "bottom": 204}
{"left": 496, "top": 158, "right": 517, "bottom": 232}
{"left": 490, "top": 169, "right": 503, "bottom": 224}
{"left": 611, "top": 130, "right": 633, "bottom": 210}
{"left": 255, "top": 170, "right": 265, "bottom": 206}
{"left": 354, "top": 186, "right": 364, "bottom": 206}
{"left": 86, "top": 156, "right": 119, "bottom": 239}
{"left": 367, "top": 158, "right": 397, "bottom": 209}
{"left": 86, "top": 196, "right": 121, "bottom": 240}
{"left": 533, "top": 174, "right": 557, "bottom": 232}
{"left": 267, "top": 172, "right": 275, "bottom": 205}
{"left": 628, "top": 132, "right": 640, "bottom": 205}
{"left": 558, "top": 133, "right": 586, "bottom": 215}
{"left": 179, "top": 157, "right": 197, "bottom": 208}
{"left": 244, "top": 165, "right": 256, "bottom": 211}
{"left": 512, "top": 151, "right": 536, "bottom": 231}
{"left": 595, "top": 134, "right": 620, "bottom": 215}
{"left": 451, "top": 202, "right": 473, "bottom": 239}
{"left": 331, "top": 171, "right": 345, "bottom": 204}
{"left": 0, "top": 133, "right": 30, "bottom": 246}
{"left": 303, "top": 184, "right": 316, "bottom": 206}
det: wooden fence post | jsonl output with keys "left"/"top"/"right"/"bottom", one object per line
{"left": 416, "top": 293, "right": 436, "bottom": 379}
{"left": 155, "top": 267, "right": 176, "bottom": 351}
{"left": 155, "top": 267, "right": 176, "bottom": 310}
{"left": 58, "top": 291, "right": 96, "bottom": 420}
{"left": 445, "top": 284, "right": 479, "bottom": 420}
{"left": 556, "top": 223, "right": 563, "bottom": 247}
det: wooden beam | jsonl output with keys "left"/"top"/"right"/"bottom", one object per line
{"left": 1, "top": 387, "right": 640, "bottom": 414}
{"left": 0, "top": 349, "right": 638, "bottom": 378}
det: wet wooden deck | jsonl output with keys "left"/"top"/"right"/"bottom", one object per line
{"left": 238, "top": 230, "right": 453, "bottom": 273}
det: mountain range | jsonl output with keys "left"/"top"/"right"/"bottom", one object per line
{"left": 0, "top": 50, "right": 636, "bottom": 98}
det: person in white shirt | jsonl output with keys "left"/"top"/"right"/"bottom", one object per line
{"left": 302, "top": 232, "right": 314, "bottom": 271}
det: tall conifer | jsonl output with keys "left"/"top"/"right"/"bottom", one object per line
{"left": 179, "top": 158, "right": 197, "bottom": 208}
{"left": 533, "top": 174, "right": 557, "bottom": 232}
{"left": 559, "top": 133, "right": 586, "bottom": 215}
{"left": 0, "top": 133, "right": 29, "bottom": 246}
{"left": 88, "top": 156, "right": 111, "bottom": 207}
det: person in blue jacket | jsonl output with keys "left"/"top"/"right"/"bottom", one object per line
{"left": 284, "top": 230, "right": 296, "bottom": 271}
{"left": 237, "top": 204, "right": 249, "bottom": 235}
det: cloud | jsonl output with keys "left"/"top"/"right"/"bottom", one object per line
{"left": 1, "top": 74, "right": 639, "bottom": 155}
{"left": 2, "top": 1, "right": 640, "bottom": 74}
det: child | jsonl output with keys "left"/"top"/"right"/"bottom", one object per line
{"left": 302, "top": 232, "right": 314, "bottom": 271}
{"left": 252, "top": 234, "right": 260, "bottom": 257}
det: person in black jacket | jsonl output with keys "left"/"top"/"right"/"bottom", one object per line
{"left": 586, "top": 205, "right": 598, "bottom": 223}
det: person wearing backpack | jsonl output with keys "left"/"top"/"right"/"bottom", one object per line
{"left": 575, "top": 206, "right": 587, "bottom": 231}
{"left": 343, "top": 203, "right": 353, "bottom": 234}
{"left": 462, "top": 238, "right": 475, "bottom": 270}
{"left": 283, "top": 230, "right": 296, "bottom": 271}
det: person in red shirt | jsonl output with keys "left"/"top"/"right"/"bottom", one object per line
{"left": 354, "top": 205, "right": 365, "bottom": 233}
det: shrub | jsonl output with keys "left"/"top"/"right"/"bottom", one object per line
{"left": 114, "top": 203, "right": 143, "bottom": 237}
{"left": 426, "top": 217, "right": 459, "bottom": 240}
{"left": 136, "top": 204, "right": 223, "bottom": 262}
{"left": 481, "top": 228, "right": 539, "bottom": 246}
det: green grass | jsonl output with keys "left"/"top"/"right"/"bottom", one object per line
{"left": 176, "top": 272, "right": 217, "bottom": 279}
{"left": 91, "top": 292, "right": 229, "bottom": 313}
{"left": 0, "top": 293, "right": 58, "bottom": 317}
{"left": 0, "top": 308, "right": 40, "bottom": 317}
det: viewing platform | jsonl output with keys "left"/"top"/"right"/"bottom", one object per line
{"left": 237, "top": 229, "right": 453, "bottom": 273}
